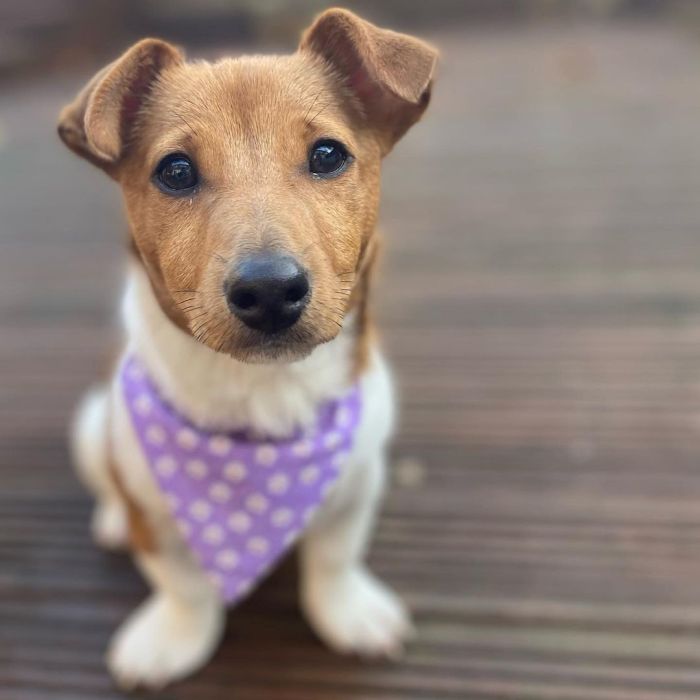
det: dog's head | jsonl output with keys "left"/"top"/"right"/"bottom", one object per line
{"left": 58, "top": 9, "right": 436, "bottom": 363}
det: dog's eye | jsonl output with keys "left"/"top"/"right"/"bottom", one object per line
{"left": 155, "top": 154, "right": 198, "bottom": 193}
{"left": 309, "top": 139, "right": 350, "bottom": 177}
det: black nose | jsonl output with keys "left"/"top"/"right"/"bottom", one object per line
{"left": 225, "top": 253, "right": 310, "bottom": 333}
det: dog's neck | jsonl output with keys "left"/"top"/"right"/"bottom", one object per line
{"left": 121, "top": 262, "right": 357, "bottom": 438}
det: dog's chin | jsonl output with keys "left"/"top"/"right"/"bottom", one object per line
{"left": 214, "top": 327, "right": 336, "bottom": 365}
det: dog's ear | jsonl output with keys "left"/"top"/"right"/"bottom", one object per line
{"left": 57, "top": 39, "right": 183, "bottom": 171}
{"left": 300, "top": 8, "right": 437, "bottom": 153}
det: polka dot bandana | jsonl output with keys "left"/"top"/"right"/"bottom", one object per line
{"left": 121, "top": 355, "right": 361, "bottom": 604}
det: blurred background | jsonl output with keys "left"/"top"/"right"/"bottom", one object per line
{"left": 4, "top": 0, "right": 700, "bottom": 698}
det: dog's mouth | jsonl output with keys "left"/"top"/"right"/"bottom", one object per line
{"left": 208, "top": 321, "right": 331, "bottom": 364}
{"left": 238, "top": 330, "right": 314, "bottom": 363}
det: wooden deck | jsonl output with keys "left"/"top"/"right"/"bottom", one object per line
{"left": 4, "top": 19, "right": 700, "bottom": 699}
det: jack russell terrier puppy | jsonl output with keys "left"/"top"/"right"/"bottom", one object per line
{"left": 58, "top": 7, "right": 436, "bottom": 689}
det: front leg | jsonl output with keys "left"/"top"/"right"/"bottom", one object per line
{"left": 299, "top": 455, "right": 413, "bottom": 658}
{"left": 107, "top": 535, "right": 225, "bottom": 690}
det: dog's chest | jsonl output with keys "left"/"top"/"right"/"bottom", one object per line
{"left": 120, "top": 355, "right": 361, "bottom": 603}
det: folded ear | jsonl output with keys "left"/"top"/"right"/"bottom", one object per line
{"left": 57, "top": 39, "right": 182, "bottom": 171}
{"left": 300, "top": 8, "right": 437, "bottom": 153}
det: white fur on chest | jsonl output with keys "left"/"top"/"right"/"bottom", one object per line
{"left": 122, "top": 262, "right": 359, "bottom": 438}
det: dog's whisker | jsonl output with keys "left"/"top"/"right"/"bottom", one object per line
{"left": 303, "top": 87, "right": 324, "bottom": 126}
{"left": 212, "top": 319, "right": 231, "bottom": 350}
{"left": 307, "top": 99, "right": 333, "bottom": 127}
{"left": 190, "top": 318, "right": 211, "bottom": 337}
{"left": 215, "top": 327, "right": 230, "bottom": 354}
{"left": 205, "top": 318, "right": 229, "bottom": 348}
{"left": 172, "top": 111, "right": 200, "bottom": 140}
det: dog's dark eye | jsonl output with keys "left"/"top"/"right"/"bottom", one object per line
{"left": 155, "top": 154, "right": 198, "bottom": 193}
{"left": 309, "top": 139, "right": 350, "bottom": 177}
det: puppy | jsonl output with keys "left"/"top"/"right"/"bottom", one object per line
{"left": 58, "top": 7, "right": 436, "bottom": 688}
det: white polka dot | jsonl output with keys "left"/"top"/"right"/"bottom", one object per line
{"left": 202, "top": 523, "right": 224, "bottom": 545}
{"left": 246, "top": 493, "right": 269, "bottom": 514}
{"left": 291, "top": 439, "right": 313, "bottom": 458}
{"left": 134, "top": 393, "right": 153, "bottom": 416}
{"left": 154, "top": 454, "right": 177, "bottom": 477}
{"left": 255, "top": 445, "right": 278, "bottom": 466}
{"left": 224, "top": 461, "right": 247, "bottom": 483}
{"left": 209, "top": 481, "right": 232, "bottom": 503}
{"left": 300, "top": 465, "right": 320, "bottom": 485}
{"left": 227, "top": 511, "right": 251, "bottom": 533}
{"left": 186, "top": 458, "right": 208, "bottom": 480}
{"left": 267, "top": 472, "right": 290, "bottom": 495}
{"left": 216, "top": 549, "right": 239, "bottom": 570}
{"left": 247, "top": 536, "right": 269, "bottom": 555}
{"left": 189, "top": 499, "right": 212, "bottom": 522}
{"left": 208, "top": 435, "right": 232, "bottom": 456}
{"left": 146, "top": 424, "right": 166, "bottom": 446}
{"left": 324, "top": 431, "right": 342, "bottom": 449}
{"left": 176, "top": 427, "right": 199, "bottom": 450}
{"left": 335, "top": 406, "right": 351, "bottom": 428}
{"left": 271, "top": 507, "right": 293, "bottom": 528}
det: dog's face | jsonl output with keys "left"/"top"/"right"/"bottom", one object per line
{"left": 58, "top": 9, "right": 436, "bottom": 362}
{"left": 119, "top": 55, "right": 380, "bottom": 362}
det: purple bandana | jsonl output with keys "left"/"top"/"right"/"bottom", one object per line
{"left": 120, "top": 355, "right": 361, "bottom": 604}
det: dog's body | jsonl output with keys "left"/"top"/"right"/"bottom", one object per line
{"left": 60, "top": 8, "right": 435, "bottom": 688}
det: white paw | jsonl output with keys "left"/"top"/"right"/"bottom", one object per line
{"left": 91, "top": 500, "right": 128, "bottom": 550}
{"left": 107, "top": 593, "right": 224, "bottom": 689}
{"left": 302, "top": 567, "right": 414, "bottom": 659}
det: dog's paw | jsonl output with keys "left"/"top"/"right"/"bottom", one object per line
{"left": 107, "top": 593, "right": 224, "bottom": 690}
{"left": 91, "top": 500, "right": 128, "bottom": 550}
{"left": 303, "top": 566, "right": 414, "bottom": 659}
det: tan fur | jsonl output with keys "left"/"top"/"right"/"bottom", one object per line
{"left": 301, "top": 8, "right": 437, "bottom": 152}
{"left": 349, "top": 232, "right": 381, "bottom": 375}
{"left": 58, "top": 40, "right": 183, "bottom": 172}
